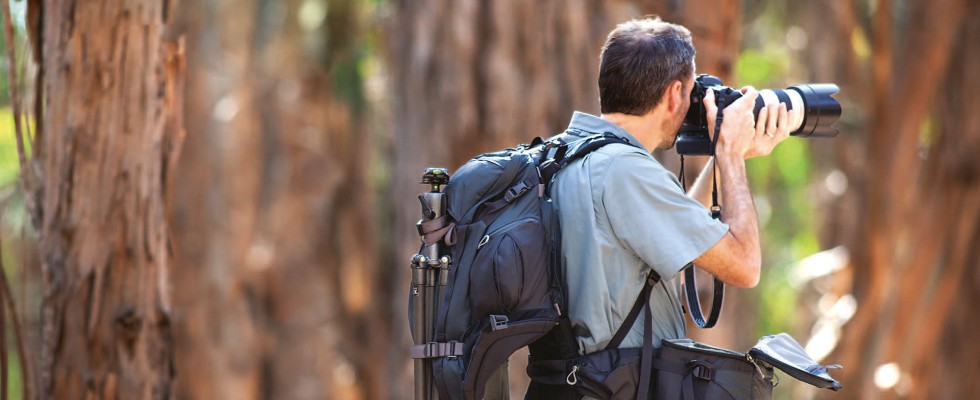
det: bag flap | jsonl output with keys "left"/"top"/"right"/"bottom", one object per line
{"left": 748, "top": 333, "right": 842, "bottom": 391}
{"left": 661, "top": 338, "right": 746, "bottom": 360}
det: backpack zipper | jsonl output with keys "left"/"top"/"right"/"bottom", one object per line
{"left": 476, "top": 217, "right": 539, "bottom": 250}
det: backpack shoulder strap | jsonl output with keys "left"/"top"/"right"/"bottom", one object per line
{"left": 558, "top": 133, "right": 634, "bottom": 168}
{"left": 538, "top": 132, "right": 638, "bottom": 197}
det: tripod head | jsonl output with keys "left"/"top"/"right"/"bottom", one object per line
{"left": 420, "top": 168, "right": 450, "bottom": 192}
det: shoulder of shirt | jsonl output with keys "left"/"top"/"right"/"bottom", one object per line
{"left": 591, "top": 142, "right": 666, "bottom": 173}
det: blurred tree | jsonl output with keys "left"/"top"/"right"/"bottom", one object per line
{"left": 169, "top": 0, "right": 386, "bottom": 399}
{"left": 22, "top": 0, "right": 184, "bottom": 398}
{"left": 802, "top": 0, "right": 980, "bottom": 398}
{"left": 387, "top": 2, "right": 628, "bottom": 396}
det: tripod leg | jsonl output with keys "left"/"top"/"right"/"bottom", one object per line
{"left": 412, "top": 261, "right": 428, "bottom": 400}
{"left": 423, "top": 267, "right": 438, "bottom": 399}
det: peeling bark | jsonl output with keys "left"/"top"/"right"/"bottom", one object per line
{"left": 31, "top": 1, "right": 184, "bottom": 398}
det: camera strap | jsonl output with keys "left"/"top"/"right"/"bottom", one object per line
{"left": 676, "top": 107, "right": 726, "bottom": 328}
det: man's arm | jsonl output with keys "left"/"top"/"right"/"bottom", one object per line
{"left": 687, "top": 157, "right": 723, "bottom": 208}
{"left": 692, "top": 88, "right": 798, "bottom": 288}
{"left": 686, "top": 158, "right": 716, "bottom": 208}
{"left": 693, "top": 154, "right": 761, "bottom": 287}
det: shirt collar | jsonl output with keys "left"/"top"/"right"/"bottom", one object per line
{"left": 565, "top": 111, "right": 649, "bottom": 152}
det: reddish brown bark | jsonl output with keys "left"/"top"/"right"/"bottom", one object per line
{"left": 28, "top": 1, "right": 184, "bottom": 398}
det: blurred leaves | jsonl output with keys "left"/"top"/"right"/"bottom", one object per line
{"left": 0, "top": 108, "right": 19, "bottom": 187}
{"left": 736, "top": 29, "right": 820, "bottom": 341}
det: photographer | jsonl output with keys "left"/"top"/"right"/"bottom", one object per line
{"left": 528, "top": 16, "right": 800, "bottom": 397}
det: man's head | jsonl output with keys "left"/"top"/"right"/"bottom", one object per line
{"left": 599, "top": 17, "right": 696, "bottom": 148}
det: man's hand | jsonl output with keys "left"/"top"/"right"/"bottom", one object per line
{"left": 705, "top": 87, "right": 758, "bottom": 159}
{"left": 746, "top": 99, "right": 800, "bottom": 158}
{"left": 704, "top": 87, "right": 800, "bottom": 159}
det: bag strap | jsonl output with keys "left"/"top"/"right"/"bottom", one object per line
{"left": 538, "top": 132, "right": 636, "bottom": 199}
{"left": 638, "top": 275, "right": 656, "bottom": 400}
{"left": 557, "top": 132, "right": 631, "bottom": 168}
{"left": 538, "top": 132, "right": 639, "bottom": 314}
{"left": 604, "top": 272, "right": 659, "bottom": 350}
{"left": 602, "top": 272, "right": 660, "bottom": 400}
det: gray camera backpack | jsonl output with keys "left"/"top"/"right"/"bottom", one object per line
{"left": 411, "top": 134, "right": 628, "bottom": 400}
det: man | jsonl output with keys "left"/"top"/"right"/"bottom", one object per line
{"left": 531, "top": 16, "right": 798, "bottom": 397}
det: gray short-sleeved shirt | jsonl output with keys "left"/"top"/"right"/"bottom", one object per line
{"left": 552, "top": 112, "right": 729, "bottom": 355}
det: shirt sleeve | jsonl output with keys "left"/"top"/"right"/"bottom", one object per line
{"left": 600, "top": 151, "right": 729, "bottom": 279}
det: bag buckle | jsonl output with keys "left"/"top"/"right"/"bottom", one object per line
{"left": 505, "top": 181, "right": 530, "bottom": 202}
{"left": 688, "top": 360, "right": 714, "bottom": 381}
{"left": 446, "top": 341, "right": 460, "bottom": 359}
{"left": 490, "top": 314, "right": 509, "bottom": 331}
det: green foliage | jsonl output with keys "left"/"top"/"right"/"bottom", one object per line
{"left": 738, "top": 38, "right": 819, "bottom": 338}
{"left": 734, "top": 47, "right": 790, "bottom": 88}
{"left": 746, "top": 135, "right": 819, "bottom": 334}
{"left": 0, "top": 108, "right": 22, "bottom": 187}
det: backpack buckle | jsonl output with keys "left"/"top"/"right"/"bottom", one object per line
{"left": 504, "top": 181, "right": 531, "bottom": 202}
{"left": 688, "top": 360, "right": 714, "bottom": 381}
{"left": 490, "top": 315, "right": 509, "bottom": 331}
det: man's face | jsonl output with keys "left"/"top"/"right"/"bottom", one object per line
{"left": 660, "top": 72, "right": 695, "bottom": 149}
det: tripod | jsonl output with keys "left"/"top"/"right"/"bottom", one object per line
{"left": 411, "top": 167, "right": 510, "bottom": 400}
{"left": 412, "top": 168, "right": 451, "bottom": 400}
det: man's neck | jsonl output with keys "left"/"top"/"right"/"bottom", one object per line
{"left": 600, "top": 112, "right": 669, "bottom": 150}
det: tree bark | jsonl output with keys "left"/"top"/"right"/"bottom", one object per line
{"left": 31, "top": 0, "right": 184, "bottom": 398}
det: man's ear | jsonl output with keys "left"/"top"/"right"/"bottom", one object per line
{"left": 666, "top": 80, "right": 684, "bottom": 113}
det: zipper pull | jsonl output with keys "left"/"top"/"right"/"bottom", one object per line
{"left": 746, "top": 354, "right": 772, "bottom": 385}
{"left": 477, "top": 234, "right": 490, "bottom": 249}
{"left": 566, "top": 365, "right": 579, "bottom": 386}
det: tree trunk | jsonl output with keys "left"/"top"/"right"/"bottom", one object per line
{"left": 170, "top": 0, "right": 386, "bottom": 398}
{"left": 804, "top": 0, "right": 980, "bottom": 398}
{"left": 31, "top": 0, "right": 183, "bottom": 398}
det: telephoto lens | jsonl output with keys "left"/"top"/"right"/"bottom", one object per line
{"left": 676, "top": 74, "right": 841, "bottom": 155}
{"left": 753, "top": 83, "right": 841, "bottom": 137}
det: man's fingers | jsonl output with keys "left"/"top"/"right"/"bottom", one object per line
{"left": 777, "top": 103, "right": 790, "bottom": 139}
{"left": 755, "top": 103, "right": 769, "bottom": 137}
{"left": 704, "top": 89, "right": 718, "bottom": 135}
{"left": 739, "top": 86, "right": 759, "bottom": 104}
{"left": 704, "top": 89, "right": 717, "bottom": 112}
{"left": 788, "top": 108, "right": 802, "bottom": 136}
{"left": 767, "top": 103, "right": 778, "bottom": 136}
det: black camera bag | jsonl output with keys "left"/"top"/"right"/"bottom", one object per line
{"left": 654, "top": 334, "right": 842, "bottom": 399}
{"left": 655, "top": 339, "right": 774, "bottom": 400}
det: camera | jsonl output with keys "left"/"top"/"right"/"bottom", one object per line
{"left": 676, "top": 74, "right": 841, "bottom": 155}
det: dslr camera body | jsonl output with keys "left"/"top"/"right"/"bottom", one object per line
{"left": 676, "top": 74, "right": 842, "bottom": 156}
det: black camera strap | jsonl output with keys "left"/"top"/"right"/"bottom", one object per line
{"left": 676, "top": 97, "right": 726, "bottom": 329}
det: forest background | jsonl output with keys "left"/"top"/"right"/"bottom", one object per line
{"left": 0, "top": 0, "right": 978, "bottom": 399}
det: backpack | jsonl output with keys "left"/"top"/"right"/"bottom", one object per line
{"left": 410, "top": 133, "right": 630, "bottom": 400}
